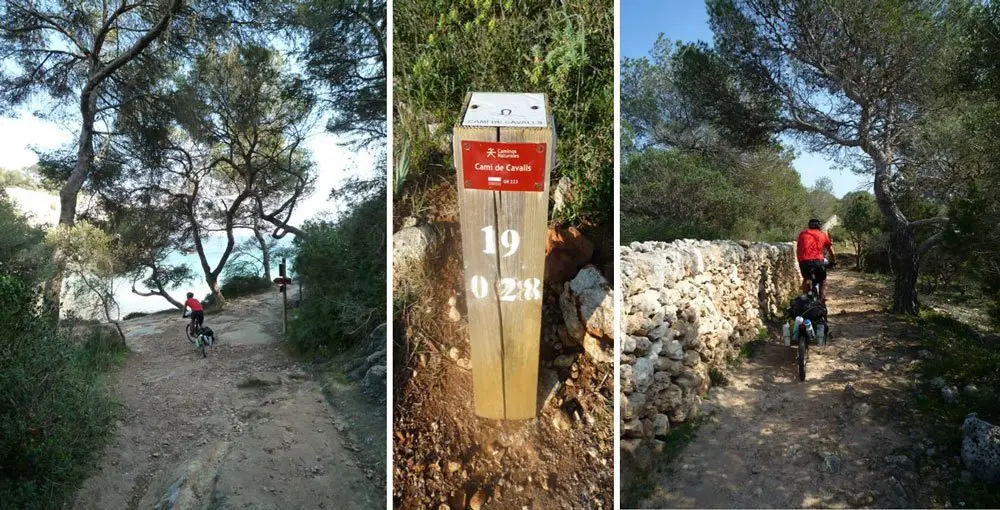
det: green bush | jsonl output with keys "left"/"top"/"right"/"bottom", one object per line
{"left": 288, "top": 194, "right": 385, "bottom": 353}
{"left": 220, "top": 274, "right": 272, "bottom": 297}
{"left": 394, "top": 0, "right": 613, "bottom": 226}
{"left": 202, "top": 275, "right": 274, "bottom": 308}
{"left": 622, "top": 148, "right": 810, "bottom": 243}
{"left": 0, "top": 276, "right": 123, "bottom": 508}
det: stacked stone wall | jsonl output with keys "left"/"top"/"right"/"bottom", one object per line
{"left": 620, "top": 240, "right": 799, "bottom": 446}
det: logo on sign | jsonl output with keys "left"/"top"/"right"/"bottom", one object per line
{"left": 462, "top": 141, "right": 546, "bottom": 192}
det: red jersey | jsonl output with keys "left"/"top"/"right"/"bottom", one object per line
{"left": 796, "top": 229, "right": 831, "bottom": 262}
{"left": 185, "top": 297, "right": 203, "bottom": 312}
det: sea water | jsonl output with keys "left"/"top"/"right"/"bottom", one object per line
{"left": 67, "top": 234, "right": 294, "bottom": 319}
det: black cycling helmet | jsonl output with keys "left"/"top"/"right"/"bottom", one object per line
{"left": 187, "top": 292, "right": 194, "bottom": 298}
{"left": 808, "top": 218, "right": 822, "bottom": 229}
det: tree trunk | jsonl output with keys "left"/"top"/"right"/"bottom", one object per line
{"left": 44, "top": 86, "right": 99, "bottom": 318}
{"left": 253, "top": 223, "right": 272, "bottom": 280}
{"left": 889, "top": 226, "right": 920, "bottom": 314}
{"left": 207, "top": 276, "right": 226, "bottom": 309}
{"left": 871, "top": 155, "right": 919, "bottom": 315}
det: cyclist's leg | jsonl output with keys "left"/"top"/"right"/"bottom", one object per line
{"left": 799, "top": 262, "right": 811, "bottom": 293}
{"left": 814, "top": 264, "right": 828, "bottom": 303}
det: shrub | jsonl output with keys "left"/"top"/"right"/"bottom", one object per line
{"left": 288, "top": 194, "right": 385, "bottom": 354}
{"left": 622, "top": 148, "right": 810, "bottom": 243}
{"left": 0, "top": 276, "right": 123, "bottom": 508}
{"left": 220, "top": 274, "right": 272, "bottom": 297}
{"left": 202, "top": 274, "right": 274, "bottom": 308}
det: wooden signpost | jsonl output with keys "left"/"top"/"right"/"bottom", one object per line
{"left": 275, "top": 259, "right": 290, "bottom": 335}
{"left": 453, "top": 92, "right": 554, "bottom": 420}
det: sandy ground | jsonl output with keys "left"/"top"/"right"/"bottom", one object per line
{"left": 637, "top": 270, "right": 933, "bottom": 509}
{"left": 71, "top": 287, "right": 384, "bottom": 509}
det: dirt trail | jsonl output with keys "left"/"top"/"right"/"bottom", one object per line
{"left": 72, "top": 287, "right": 383, "bottom": 509}
{"left": 638, "top": 270, "right": 931, "bottom": 509}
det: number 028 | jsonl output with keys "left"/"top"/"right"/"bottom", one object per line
{"left": 469, "top": 276, "right": 541, "bottom": 301}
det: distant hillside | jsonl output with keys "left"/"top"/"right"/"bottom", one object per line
{"left": 3, "top": 187, "right": 60, "bottom": 227}
{"left": 0, "top": 167, "right": 40, "bottom": 189}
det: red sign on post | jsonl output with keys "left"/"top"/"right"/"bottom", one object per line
{"left": 460, "top": 141, "right": 547, "bottom": 192}
{"left": 273, "top": 277, "right": 292, "bottom": 285}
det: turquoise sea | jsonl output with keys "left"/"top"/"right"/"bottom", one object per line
{"left": 105, "top": 234, "right": 294, "bottom": 317}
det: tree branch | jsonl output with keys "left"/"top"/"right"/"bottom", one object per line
{"left": 919, "top": 230, "right": 946, "bottom": 257}
{"left": 909, "top": 217, "right": 949, "bottom": 229}
{"left": 87, "top": 0, "right": 182, "bottom": 92}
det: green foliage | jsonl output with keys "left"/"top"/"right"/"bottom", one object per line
{"left": 622, "top": 147, "right": 810, "bottom": 243}
{"left": 394, "top": 0, "right": 613, "bottom": 225}
{"left": 839, "top": 191, "right": 884, "bottom": 270}
{"left": 0, "top": 276, "right": 123, "bottom": 508}
{"left": 0, "top": 168, "right": 38, "bottom": 189}
{"left": 393, "top": 139, "right": 411, "bottom": 198}
{"left": 0, "top": 196, "right": 51, "bottom": 283}
{"left": 218, "top": 274, "right": 273, "bottom": 299}
{"left": 0, "top": 195, "right": 122, "bottom": 507}
{"left": 283, "top": 0, "right": 386, "bottom": 147}
{"left": 289, "top": 194, "right": 385, "bottom": 353}
{"left": 805, "top": 178, "right": 839, "bottom": 221}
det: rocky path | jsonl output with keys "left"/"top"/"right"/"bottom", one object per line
{"left": 638, "top": 270, "right": 929, "bottom": 508}
{"left": 72, "top": 288, "right": 383, "bottom": 509}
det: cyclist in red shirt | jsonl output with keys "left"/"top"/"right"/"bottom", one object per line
{"left": 182, "top": 292, "right": 204, "bottom": 332}
{"left": 796, "top": 219, "right": 837, "bottom": 303}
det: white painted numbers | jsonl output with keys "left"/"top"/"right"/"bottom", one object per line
{"left": 470, "top": 276, "right": 541, "bottom": 302}
{"left": 469, "top": 226, "right": 540, "bottom": 302}
{"left": 480, "top": 225, "right": 520, "bottom": 257}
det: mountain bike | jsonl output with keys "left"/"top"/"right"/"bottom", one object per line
{"left": 785, "top": 260, "right": 832, "bottom": 380}
{"left": 183, "top": 311, "right": 213, "bottom": 357}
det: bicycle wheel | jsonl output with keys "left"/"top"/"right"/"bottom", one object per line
{"left": 186, "top": 323, "right": 196, "bottom": 343}
{"left": 199, "top": 339, "right": 206, "bottom": 358}
{"left": 798, "top": 335, "right": 807, "bottom": 381}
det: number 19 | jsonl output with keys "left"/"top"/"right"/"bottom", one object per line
{"left": 481, "top": 226, "right": 520, "bottom": 257}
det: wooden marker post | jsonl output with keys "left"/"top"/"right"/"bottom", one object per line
{"left": 279, "top": 259, "right": 288, "bottom": 335}
{"left": 453, "top": 92, "right": 554, "bottom": 420}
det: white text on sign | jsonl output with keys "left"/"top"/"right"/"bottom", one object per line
{"left": 481, "top": 226, "right": 520, "bottom": 257}
{"left": 469, "top": 225, "right": 540, "bottom": 301}
{"left": 469, "top": 276, "right": 542, "bottom": 301}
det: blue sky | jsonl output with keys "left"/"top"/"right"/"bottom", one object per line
{"left": 621, "top": 0, "right": 871, "bottom": 198}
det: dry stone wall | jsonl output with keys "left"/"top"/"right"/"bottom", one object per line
{"left": 620, "top": 240, "right": 799, "bottom": 448}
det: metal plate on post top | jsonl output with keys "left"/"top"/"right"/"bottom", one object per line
{"left": 462, "top": 92, "right": 548, "bottom": 127}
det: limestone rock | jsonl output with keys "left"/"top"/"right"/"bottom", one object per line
{"left": 583, "top": 334, "right": 612, "bottom": 364}
{"left": 634, "top": 357, "right": 654, "bottom": 394}
{"left": 392, "top": 224, "right": 439, "bottom": 280}
{"left": 362, "top": 365, "right": 387, "bottom": 404}
{"left": 552, "top": 176, "right": 574, "bottom": 216}
{"left": 652, "top": 414, "right": 670, "bottom": 437}
{"left": 560, "top": 265, "right": 613, "bottom": 342}
{"left": 962, "top": 413, "right": 1000, "bottom": 484}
